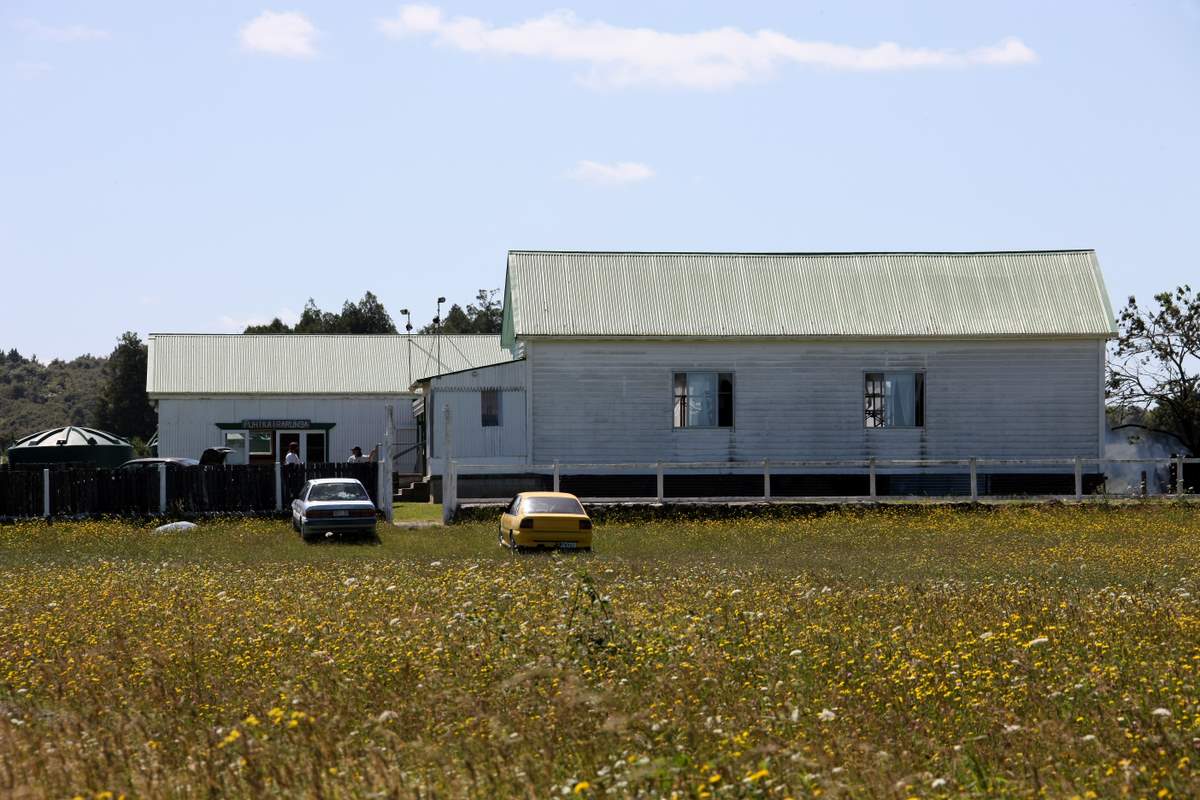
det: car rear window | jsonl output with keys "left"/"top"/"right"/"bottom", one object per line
{"left": 308, "top": 483, "right": 369, "bottom": 502}
{"left": 522, "top": 497, "right": 585, "bottom": 515}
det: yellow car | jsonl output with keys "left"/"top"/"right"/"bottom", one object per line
{"left": 499, "top": 491, "right": 593, "bottom": 551}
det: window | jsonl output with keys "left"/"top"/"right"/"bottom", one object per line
{"left": 481, "top": 389, "right": 501, "bottom": 427}
{"left": 249, "top": 431, "right": 273, "bottom": 454}
{"left": 307, "top": 482, "right": 369, "bottom": 501}
{"left": 673, "top": 372, "right": 733, "bottom": 428}
{"left": 522, "top": 496, "right": 585, "bottom": 515}
{"left": 865, "top": 372, "right": 925, "bottom": 428}
{"left": 224, "top": 432, "right": 247, "bottom": 464}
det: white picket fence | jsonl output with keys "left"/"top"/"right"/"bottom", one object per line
{"left": 440, "top": 456, "right": 1199, "bottom": 521}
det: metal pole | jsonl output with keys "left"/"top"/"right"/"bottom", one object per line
{"left": 1074, "top": 456, "right": 1083, "bottom": 500}
{"left": 43, "top": 468, "right": 50, "bottom": 519}
{"left": 656, "top": 462, "right": 664, "bottom": 503}
{"left": 969, "top": 457, "right": 978, "bottom": 501}
{"left": 763, "top": 459, "right": 771, "bottom": 500}
{"left": 274, "top": 461, "right": 282, "bottom": 512}
{"left": 159, "top": 463, "right": 167, "bottom": 515}
{"left": 553, "top": 460, "right": 560, "bottom": 493}
{"left": 868, "top": 458, "right": 877, "bottom": 498}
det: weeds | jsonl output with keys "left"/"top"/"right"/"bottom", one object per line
{"left": 0, "top": 506, "right": 1196, "bottom": 797}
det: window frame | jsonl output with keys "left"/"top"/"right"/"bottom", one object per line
{"left": 863, "top": 370, "right": 926, "bottom": 429}
{"left": 249, "top": 430, "right": 273, "bottom": 455}
{"left": 481, "top": 388, "right": 501, "bottom": 428}
{"left": 672, "top": 370, "right": 735, "bottom": 430}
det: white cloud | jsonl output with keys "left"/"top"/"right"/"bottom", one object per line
{"left": 14, "top": 61, "right": 53, "bottom": 80}
{"left": 567, "top": 160, "right": 654, "bottom": 186}
{"left": 378, "top": 5, "right": 1037, "bottom": 90}
{"left": 218, "top": 308, "right": 301, "bottom": 332}
{"left": 16, "top": 19, "right": 110, "bottom": 42}
{"left": 239, "top": 11, "right": 319, "bottom": 59}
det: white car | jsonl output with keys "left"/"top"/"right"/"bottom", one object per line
{"left": 291, "top": 478, "right": 378, "bottom": 541}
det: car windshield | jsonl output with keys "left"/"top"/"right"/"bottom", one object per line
{"left": 522, "top": 496, "right": 585, "bottom": 515}
{"left": 308, "top": 483, "right": 369, "bottom": 502}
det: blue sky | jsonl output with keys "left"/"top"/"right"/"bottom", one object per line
{"left": 2, "top": 2, "right": 1198, "bottom": 360}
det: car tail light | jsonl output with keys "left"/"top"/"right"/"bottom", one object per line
{"left": 306, "top": 509, "right": 332, "bottom": 519}
{"left": 520, "top": 518, "right": 534, "bottom": 529}
{"left": 578, "top": 519, "right": 592, "bottom": 530}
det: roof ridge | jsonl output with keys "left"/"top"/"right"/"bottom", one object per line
{"left": 147, "top": 332, "right": 504, "bottom": 338}
{"left": 508, "top": 249, "right": 1096, "bottom": 256}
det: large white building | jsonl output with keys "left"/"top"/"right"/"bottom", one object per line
{"left": 146, "top": 333, "right": 512, "bottom": 469}
{"left": 150, "top": 249, "right": 1117, "bottom": 497}
{"left": 419, "top": 250, "right": 1115, "bottom": 496}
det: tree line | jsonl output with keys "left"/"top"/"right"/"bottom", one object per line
{"left": 242, "top": 290, "right": 502, "bottom": 335}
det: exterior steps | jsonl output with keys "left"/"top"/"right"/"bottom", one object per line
{"left": 395, "top": 477, "right": 432, "bottom": 504}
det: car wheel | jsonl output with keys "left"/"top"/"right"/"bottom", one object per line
{"left": 508, "top": 531, "right": 519, "bottom": 553}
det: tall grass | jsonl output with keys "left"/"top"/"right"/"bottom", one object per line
{"left": 0, "top": 505, "right": 1196, "bottom": 798}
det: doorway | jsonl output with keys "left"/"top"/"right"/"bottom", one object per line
{"left": 277, "top": 431, "right": 327, "bottom": 464}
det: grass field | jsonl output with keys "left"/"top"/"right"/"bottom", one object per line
{"left": 0, "top": 505, "right": 1197, "bottom": 799}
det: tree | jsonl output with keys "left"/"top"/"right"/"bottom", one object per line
{"left": 93, "top": 332, "right": 157, "bottom": 440}
{"left": 1108, "top": 285, "right": 1200, "bottom": 455}
{"left": 244, "top": 292, "right": 397, "bottom": 334}
{"left": 419, "top": 289, "right": 502, "bottom": 334}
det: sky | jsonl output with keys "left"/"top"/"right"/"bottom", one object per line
{"left": 2, "top": 1, "right": 1198, "bottom": 361}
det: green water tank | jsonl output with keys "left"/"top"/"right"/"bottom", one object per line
{"left": 6, "top": 426, "right": 134, "bottom": 468}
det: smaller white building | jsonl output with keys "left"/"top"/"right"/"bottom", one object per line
{"left": 147, "top": 334, "right": 513, "bottom": 469}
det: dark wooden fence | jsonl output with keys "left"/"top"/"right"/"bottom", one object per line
{"left": 0, "top": 463, "right": 379, "bottom": 519}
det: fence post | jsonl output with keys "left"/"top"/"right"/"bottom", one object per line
{"left": 159, "top": 463, "right": 167, "bottom": 515}
{"left": 441, "top": 404, "right": 455, "bottom": 524}
{"left": 656, "top": 462, "right": 664, "bottom": 503}
{"left": 1178, "top": 455, "right": 1186, "bottom": 497}
{"left": 553, "top": 460, "right": 560, "bottom": 493}
{"left": 274, "top": 462, "right": 282, "bottom": 512}
{"left": 442, "top": 459, "right": 456, "bottom": 524}
{"left": 868, "top": 458, "right": 877, "bottom": 498}
{"left": 969, "top": 458, "right": 978, "bottom": 501}
{"left": 382, "top": 405, "right": 395, "bottom": 524}
{"left": 1074, "top": 456, "right": 1083, "bottom": 500}
{"left": 763, "top": 459, "right": 771, "bottom": 501}
{"left": 43, "top": 468, "right": 50, "bottom": 519}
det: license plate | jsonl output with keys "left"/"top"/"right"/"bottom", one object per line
{"left": 558, "top": 542, "right": 576, "bottom": 549}
{"left": 334, "top": 510, "right": 349, "bottom": 517}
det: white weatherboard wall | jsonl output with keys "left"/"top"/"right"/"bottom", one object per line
{"left": 426, "top": 361, "right": 527, "bottom": 475}
{"left": 156, "top": 395, "right": 417, "bottom": 464}
{"left": 527, "top": 339, "right": 1106, "bottom": 464}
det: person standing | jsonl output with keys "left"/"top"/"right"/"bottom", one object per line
{"left": 284, "top": 441, "right": 302, "bottom": 466}
{"left": 348, "top": 446, "right": 368, "bottom": 463}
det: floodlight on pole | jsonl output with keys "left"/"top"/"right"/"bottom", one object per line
{"left": 435, "top": 297, "right": 446, "bottom": 376}
{"left": 399, "top": 308, "right": 412, "bottom": 387}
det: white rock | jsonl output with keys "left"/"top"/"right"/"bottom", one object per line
{"left": 154, "top": 521, "right": 198, "bottom": 533}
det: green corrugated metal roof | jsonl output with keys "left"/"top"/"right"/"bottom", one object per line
{"left": 146, "top": 334, "right": 513, "bottom": 395}
{"left": 501, "top": 250, "right": 1117, "bottom": 346}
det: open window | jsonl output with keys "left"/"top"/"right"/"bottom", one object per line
{"left": 223, "top": 432, "right": 247, "bottom": 465}
{"left": 673, "top": 372, "right": 734, "bottom": 428}
{"left": 865, "top": 372, "right": 925, "bottom": 428}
